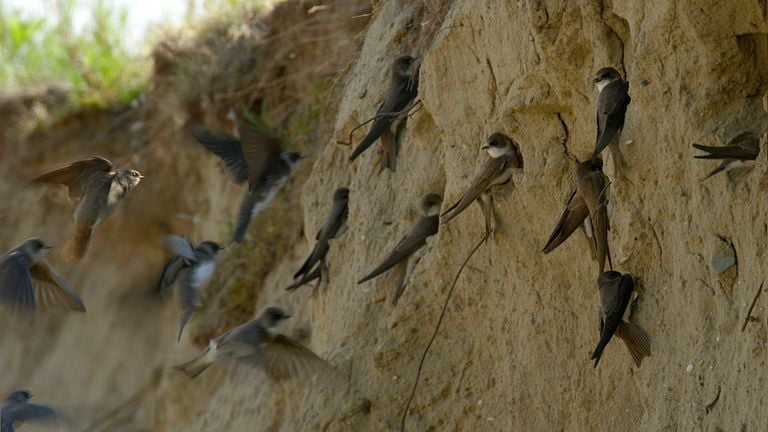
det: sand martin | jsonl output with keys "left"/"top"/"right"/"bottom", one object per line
{"left": 0, "top": 238, "right": 86, "bottom": 314}
{"left": 592, "top": 67, "right": 631, "bottom": 178}
{"left": 1, "top": 391, "right": 59, "bottom": 432}
{"left": 692, "top": 132, "right": 760, "bottom": 179}
{"left": 160, "top": 235, "right": 222, "bottom": 341}
{"left": 592, "top": 271, "right": 651, "bottom": 368}
{"left": 441, "top": 133, "right": 522, "bottom": 238}
{"left": 287, "top": 187, "right": 349, "bottom": 291}
{"left": 577, "top": 157, "right": 612, "bottom": 273}
{"left": 543, "top": 158, "right": 612, "bottom": 273}
{"left": 358, "top": 193, "right": 442, "bottom": 303}
{"left": 189, "top": 119, "right": 303, "bottom": 243}
{"left": 348, "top": 55, "right": 420, "bottom": 171}
{"left": 173, "top": 307, "right": 334, "bottom": 380}
{"left": 32, "top": 156, "right": 143, "bottom": 261}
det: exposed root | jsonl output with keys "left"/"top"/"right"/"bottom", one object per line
{"left": 399, "top": 232, "right": 488, "bottom": 431}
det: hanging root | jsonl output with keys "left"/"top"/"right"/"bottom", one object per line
{"left": 399, "top": 232, "right": 488, "bottom": 432}
{"left": 336, "top": 100, "right": 423, "bottom": 146}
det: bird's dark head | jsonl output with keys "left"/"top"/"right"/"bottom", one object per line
{"left": 197, "top": 241, "right": 222, "bottom": 257}
{"left": 261, "top": 307, "right": 291, "bottom": 328}
{"left": 419, "top": 193, "right": 443, "bottom": 216}
{"left": 393, "top": 55, "right": 418, "bottom": 77}
{"left": 280, "top": 152, "right": 304, "bottom": 170}
{"left": 6, "top": 390, "right": 32, "bottom": 404}
{"left": 116, "top": 169, "right": 144, "bottom": 189}
{"left": 19, "top": 238, "right": 52, "bottom": 260}
{"left": 586, "top": 156, "right": 604, "bottom": 172}
{"left": 591, "top": 67, "right": 622, "bottom": 89}
{"left": 482, "top": 133, "right": 522, "bottom": 165}
{"left": 333, "top": 187, "right": 350, "bottom": 202}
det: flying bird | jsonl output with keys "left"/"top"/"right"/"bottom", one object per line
{"left": 543, "top": 158, "right": 612, "bottom": 273}
{"left": 692, "top": 132, "right": 760, "bottom": 180}
{"left": 0, "top": 238, "right": 86, "bottom": 314}
{"left": 189, "top": 119, "right": 303, "bottom": 243}
{"left": 358, "top": 193, "right": 442, "bottom": 304}
{"left": 287, "top": 188, "right": 349, "bottom": 291}
{"left": 348, "top": 55, "right": 420, "bottom": 171}
{"left": 441, "top": 133, "right": 523, "bottom": 238}
{"left": 592, "top": 67, "right": 631, "bottom": 178}
{"left": 31, "top": 156, "right": 143, "bottom": 261}
{"left": 173, "top": 307, "right": 334, "bottom": 380}
{"left": 591, "top": 271, "right": 651, "bottom": 368}
{"left": 1, "top": 390, "right": 59, "bottom": 432}
{"left": 160, "top": 235, "right": 222, "bottom": 341}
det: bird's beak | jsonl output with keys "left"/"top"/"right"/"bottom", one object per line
{"left": 43, "top": 246, "right": 53, "bottom": 250}
{"left": 284, "top": 314, "right": 292, "bottom": 319}
{"left": 481, "top": 145, "right": 490, "bottom": 150}
{"left": 139, "top": 175, "right": 145, "bottom": 179}
{"left": 219, "top": 246, "right": 226, "bottom": 250}
{"left": 590, "top": 76, "right": 600, "bottom": 85}
{"left": 299, "top": 155, "right": 308, "bottom": 160}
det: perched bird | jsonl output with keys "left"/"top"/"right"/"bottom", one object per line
{"left": 173, "top": 307, "right": 334, "bottom": 380}
{"left": 348, "top": 55, "right": 420, "bottom": 171}
{"left": 287, "top": 188, "right": 349, "bottom": 291}
{"left": 160, "top": 235, "right": 222, "bottom": 341}
{"left": 577, "top": 157, "right": 612, "bottom": 273}
{"left": 1, "top": 390, "right": 58, "bottom": 432}
{"left": 189, "top": 119, "right": 303, "bottom": 243}
{"left": 543, "top": 158, "right": 612, "bottom": 273}
{"left": 0, "top": 238, "right": 85, "bottom": 314}
{"left": 692, "top": 132, "right": 760, "bottom": 180}
{"left": 358, "top": 193, "right": 442, "bottom": 304}
{"left": 441, "top": 133, "right": 523, "bottom": 238}
{"left": 31, "top": 156, "right": 143, "bottom": 261}
{"left": 592, "top": 67, "right": 631, "bottom": 178}
{"left": 591, "top": 271, "right": 651, "bottom": 368}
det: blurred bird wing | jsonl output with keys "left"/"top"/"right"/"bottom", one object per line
{"left": 163, "top": 235, "right": 198, "bottom": 261}
{"left": 189, "top": 125, "right": 249, "bottom": 184}
{"left": 176, "top": 268, "right": 201, "bottom": 341}
{"left": 32, "top": 156, "right": 114, "bottom": 200}
{"left": 3, "top": 402, "right": 58, "bottom": 423}
{"left": 261, "top": 335, "right": 335, "bottom": 381}
{"left": 29, "top": 260, "right": 86, "bottom": 312}
{"left": 239, "top": 120, "right": 283, "bottom": 190}
{"left": 0, "top": 253, "right": 36, "bottom": 311}
{"left": 160, "top": 255, "right": 188, "bottom": 290}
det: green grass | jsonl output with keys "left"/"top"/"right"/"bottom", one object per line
{"left": 0, "top": 0, "right": 148, "bottom": 106}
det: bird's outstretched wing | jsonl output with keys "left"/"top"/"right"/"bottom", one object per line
{"left": 29, "top": 260, "right": 87, "bottom": 312}
{"left": 188, "top": 125, "right": 249, "bottom": 184}
{"left": 31, "top": 156, "right": 114, "bottom": 200}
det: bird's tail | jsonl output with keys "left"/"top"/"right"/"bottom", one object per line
{"left": 590, "top": 338, "right": 609, "bottom": 368}
{"left": 63, "top": 224, "right": 92, "bottom": 262}
{"left": 172, "top": 346, "right": 216, "bottom": 378}
{"left": 615, "top": 321, "right": 651, "bottom": 367}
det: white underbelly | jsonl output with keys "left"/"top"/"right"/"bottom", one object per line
{"left": 251, "top": 178, "right": 287, "bottom": 219}
{"left": 191, "top": 261, "right": 215, "bottom": 289}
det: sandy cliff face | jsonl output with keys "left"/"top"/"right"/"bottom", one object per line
{"left": 1, "top": 1, "right": 767, "bottom": 431}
